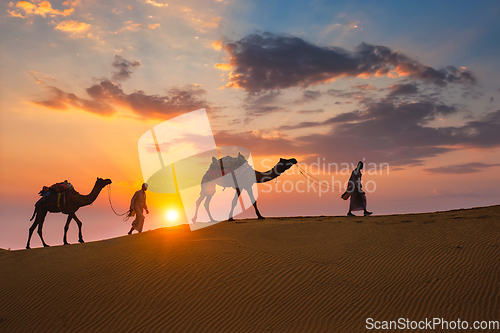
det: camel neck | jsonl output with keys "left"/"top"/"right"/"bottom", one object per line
{"left": 80, "top": 182, "right": 103, "bottom": 206}
{"left": 255, "top": 166, "right": 282, "bottom": 183}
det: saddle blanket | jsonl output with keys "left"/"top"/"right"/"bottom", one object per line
{"left": 38, "top": 180, "right": 73, "bottom": 196}
{"left": 37, "top": 180, "right": 76, "bottom": 209}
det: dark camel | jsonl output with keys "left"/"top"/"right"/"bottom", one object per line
{"left": 192, "top": 157, "right": 297, "bottom": 222}
{"left": 26, "top": 177, "right": 112, "bottom": 249}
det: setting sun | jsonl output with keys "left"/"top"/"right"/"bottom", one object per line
{"left": 165, "top": 209, "right": 178, "bottom": 222}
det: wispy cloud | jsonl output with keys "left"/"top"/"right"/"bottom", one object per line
{"left": 173, "top": 5, "right": 221, "bottom": 33}
{"left": 111, "top": 55, "right": 140, "bottom": 81}
{"left": 33, "top": 85, "right": 116, "bottom": 116}
{"left": 298, "top": 109, "right": 324, "bottom": 114}
{"left": 301, "top": 90, "right": 322, "bottom": 102}
{"left": 33, "top": 56, "right": 209, "bottom": 120}
{"left": 319, "top": 20, "right": 361, "bottom": 38}
{"left": 241, "top": 90, "right": 286, "bottom": 116}
{"left": 351, "top": 84, "right": 381, "bottom": 91}
{"left": 424, "top": 162, "right": 500, "bottom": 174}
{"left": 387, "top": 83, "right": 418, "bottom": 97}
{"left": 119, "top": 21, "right": 161, "bottom": 32}
{"left": 214, "top": 130, "right": 299, "bottom": 157}
{"left": 145, "top": 0, "right": 168, "bottom": 7}
{"left": 35, "top": 81, "right": 208, "bottom": 120}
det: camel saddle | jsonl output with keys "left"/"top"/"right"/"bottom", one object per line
{"left": 205, "top": 156, "right": 251, "bottom": 181}
{"left": 39, "top": 180, "right": 73, "bottom": 195}
{"left": 37, "top": 181, "right": 77, "bottom": 210}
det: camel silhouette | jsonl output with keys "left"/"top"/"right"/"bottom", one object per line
{"left": 192, "top": 155, "right": 297, "bottom": 222}
{"left": 26, "top": 177, "right": 112, "bottom": 249}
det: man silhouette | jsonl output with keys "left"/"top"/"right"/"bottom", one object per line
{"left": 344, "top": 161, "right": 373, "bottom": 217}
{"left": 128, "top": 183, "right": 149, "bottom": 234}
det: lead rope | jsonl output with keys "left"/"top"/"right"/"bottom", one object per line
{"left": 295, "top": 165, "right": 339, "bottom": 191}
{"left": 107, "top": 185, "right": 132, "bottom": 222}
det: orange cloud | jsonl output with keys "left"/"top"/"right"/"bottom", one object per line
{"left": 215, "top": 63, "right": 232, "bottom": 71}
{"left": 55, "top": 20, "right": 90, "bottom": 33}
{"left": 9, "top": 0, "right": 74, "bottom": 18}
{"left": 116, "top": 21, "right": 161, "bottom": 33}
{"left": 211, "top": 40, "right": 223, "bottom": 50}
{"left": 196, "top": 16, "right": 220, "bottom": 32}
{"left": 393, "top": 64, "right": 414, "bottom": 77}
{"left": 145, "top": 0, "right": 168, "bottom": 7}
{"left": 221, "top": 73, "right": 246, "bottom": 89}
{"left": 355, "top": 72, "right": 372, "bottom": 79}
{"left": 124, "top": 21, "right": 143, "bottom": 31}
{"left": 8, "top": 10, "right": 25, "bottom": 18}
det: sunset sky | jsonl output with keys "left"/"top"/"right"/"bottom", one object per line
{"left": 1, "top": 0, "right": 499, "bottom": 249}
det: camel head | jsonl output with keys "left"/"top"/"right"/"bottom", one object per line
{"left": 96, "top": 177, "right": 112, "bottom": 188}
{"left": 275, "top": 158, "right": 298, "bottom": 174}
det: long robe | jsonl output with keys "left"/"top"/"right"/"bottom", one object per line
{"left": 130, "top": 190, "right": 148, "bottom": 232}
{"left": 346, "top": 170, "right": 367, "bottom": 212}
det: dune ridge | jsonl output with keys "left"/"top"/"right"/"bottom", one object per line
{"left": 1, "top": 205, "right": 499, "bottom": 332}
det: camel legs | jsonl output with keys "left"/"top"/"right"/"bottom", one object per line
{"left": 27, "top": 220, "right": 37, "bottom": 249}
{"left": 204, "top": 195, "right": 217, "bottom": 222}
{"left": 228, "top": 189, "right": 242, "bottom": 221}
{"left": 63, "top": 213, "right": 84, "bottom": 244}
{"left": 70, "top": 213, "right": 85, "bottom": 243}
{"left": 191, "top": 193, "right": 217, "bottom": 223}
{"left": 192, "top": 194, "right": 206, "bottom": 223}
{"left": 247, "top": 187, "right": 264, "bottom": 219}
{"left": 26, "top": 209, "right": 49, "bottom": 249}
{"left": 193, "top": 182, "right": 217, "bottom": 223}
{"left": 63, "top": 215, "right": 73, "bottom": 245}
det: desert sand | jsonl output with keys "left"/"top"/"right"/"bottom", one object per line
{"left": 1, "top": 205, "right": 499, "bottom": 332}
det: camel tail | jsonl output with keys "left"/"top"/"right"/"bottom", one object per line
{"left": 30, "top": 208, "right": 36, "bottom": 221}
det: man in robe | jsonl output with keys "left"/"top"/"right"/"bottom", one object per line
{"left": 128, "top": 183, "right": 149, "bottom": 234}
{"left": 343, "top": 161, "right": 373, "bottom": 217}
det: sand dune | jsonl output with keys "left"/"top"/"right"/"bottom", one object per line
{"left": 1, "top": 205, "right": 499, "bottom": 332}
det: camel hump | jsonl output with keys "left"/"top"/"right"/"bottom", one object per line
{"left": 220, "top": 154, "right": 247, "bottom": 168}
{"left": 204, "top": 154, "right": 251, "bottom": 181}
{"left": 36, "top": 181, "right": 77, "bottom": 210}
{"left": 37, "top": 188, "right": 78, "bottom": 210}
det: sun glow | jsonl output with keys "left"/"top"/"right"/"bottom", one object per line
{"left": 165, "top": 209, "right": 178, "bottom": 222}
